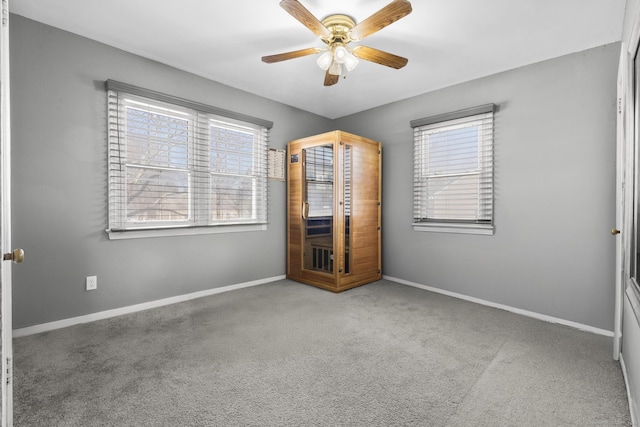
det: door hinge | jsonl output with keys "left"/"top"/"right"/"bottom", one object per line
{"left": 1, "top": 0, "right": 7, "bottom": 27}
{"left": 618, "top": 97, "right": 623, "bottom": 114}
{"left": 6, "top": 357, "right": 12, "bottom": 385}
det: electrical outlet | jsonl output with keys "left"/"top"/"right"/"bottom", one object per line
{"left": 86, "top": 276, "right": 97, "bottom": 291}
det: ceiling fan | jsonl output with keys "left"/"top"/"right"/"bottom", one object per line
{"left": 262, "top": 0, "right": 413, "bottom": 86}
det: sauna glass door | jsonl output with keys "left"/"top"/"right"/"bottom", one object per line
{"left": 302, "top": 144, "right": 334, "bottom": 273}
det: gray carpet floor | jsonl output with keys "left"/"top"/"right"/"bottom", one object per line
{"left": 13, "top": 279, "right": 632, "bottom": 426}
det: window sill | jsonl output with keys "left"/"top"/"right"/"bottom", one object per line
{"left": 412, "top": 222, "right": 494, "bottom": 235}
{"left": 107, "top": 224, "right": 267, "bottom": 240}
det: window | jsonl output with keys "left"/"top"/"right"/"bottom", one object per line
{"left": 106, "top": 80, "right": 272, "bottom": 239}
{"left": 411, "top": 104, "right": 495, "bottom": 235}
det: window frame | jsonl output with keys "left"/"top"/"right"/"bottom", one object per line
{"left": 411, "top": 104, "right": 495, "bottom": 235}
{"left": 106, "top": 80, "right": 272, "bottom": 240}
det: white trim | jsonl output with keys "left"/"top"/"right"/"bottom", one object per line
{"left": 412, "top": 223, "right": 494, "bottom": 235}
{"left": 621, "top": 354, "right": 639, "bottom": 427}
{"left": 614, "top": 41, "right": 632, "bottom": 361}
{"left": 13, "top": 275, "right": 285, "bottom": 337}
{"left": 384, "top": 275, "right": 614, "bottom": 337}
{"left": 13, "top": 273, "right": 615, "bottom": 341}
{"left": 107, "top": 223, "right": 267, "bottom": 240}
{"left": 0, "top": 1, "right": 13, "bottom": 425}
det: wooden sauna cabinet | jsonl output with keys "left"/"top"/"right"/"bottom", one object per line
{"left": 287, "top": 131, "right": 381, "bottom": 292}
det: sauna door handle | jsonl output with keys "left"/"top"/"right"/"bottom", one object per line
{"left": 302, "top": 202, "right": 309, "bottom": 220}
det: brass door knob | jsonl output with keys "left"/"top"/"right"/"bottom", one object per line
{"left": 611, "top": 228, "right": 621, "bottom": 235}
{"left": 3, "top": 248, "right": 24, "bottom": 264}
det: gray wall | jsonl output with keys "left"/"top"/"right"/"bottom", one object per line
{"left": 10, "top": 15, "right": 333, "bottom": 328}
{"left": 335, "top": 43, "right": 620, "bottom": 331}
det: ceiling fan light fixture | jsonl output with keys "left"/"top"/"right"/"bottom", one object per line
{"left": 328, "top": 60, "right": 342, "bottom": 76}
{"left": 317, "top": 50, "right": 333, "bottom": 70}
{"left": 344, "top": 51, "right": 359, "bottom": 71}
{"left": 333, "top": 45, "right": 349, "bottom": 64}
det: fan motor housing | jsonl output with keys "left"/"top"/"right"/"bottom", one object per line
{"left": 321, "top": 14, "right": 356, "bottom": 44}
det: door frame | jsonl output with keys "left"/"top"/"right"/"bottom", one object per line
{"left": 617, "top": 4, "right": 640, "bottom": 360}
{"left": 0, "top": 0, "right": 13, "bottom": 424}
{"left": 615, "top": 42, "right": 631, "bottom": 361}
{"left": 616, "top": 8, "right": 640, "bottom": 424}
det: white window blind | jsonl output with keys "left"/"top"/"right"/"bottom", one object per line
{"left": 106, "top": 80, "right": 271, "bottom": 236}
{"left": 411, "top": 104, "right": 494, "bottom": 234}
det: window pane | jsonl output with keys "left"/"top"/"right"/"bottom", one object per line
{"left": 427, "top": 125, "right": 479, "bottom": 175}
{"left": 210, "top": 174, "right": 255, "bottom": 221}
{"left": 424, "top": 174, "right": 480, "bottom": 220}
{"left": 126, "top": 166, "right": 190, "bottom": 222}
{"left": 126, "top": 107, "right": 189, "bottom": 168}
{"left": 210, "top": 125, "right": 254, "bottom": 175}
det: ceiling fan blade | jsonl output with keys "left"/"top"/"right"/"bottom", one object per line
{"left": 324, "top": 71, "right": 339, "bottom": 86}
{"left": 348, "top": 0, "right": 412, "bottom": 41}
{"left": 352, "top": 45, "right": 408, "bottom": 69}
{"left": 262, "top": 47, "right": 322, "bottom": 64}
{"left": 280, "top": 0, "right": 333, "bottom": 40}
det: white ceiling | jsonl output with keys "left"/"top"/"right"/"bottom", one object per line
{"left": 10, "top": 0, "right": 626, "bottom": 119}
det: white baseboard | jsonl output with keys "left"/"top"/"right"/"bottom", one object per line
{"left": 14, "top": 274, "right": 614, "bottom": 339}
{"left": 383, "top": 275, "right": 614, "bottom": 337}
{"left": 13, "top": 275, "right": 286, "bottom": 338}
{"left": 621, "top": 354, "right": 639, "bottom": 427}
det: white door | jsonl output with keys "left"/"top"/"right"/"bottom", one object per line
{"left": 617, "top": 28, "right": 640, "bottom": 361}
{"left": 0, "top": 2, "right": 21, "bottom": 425}
{"left": 614, "top": 44, "right": 631, "bottom": 361}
